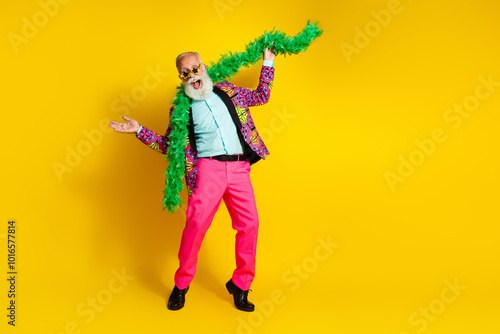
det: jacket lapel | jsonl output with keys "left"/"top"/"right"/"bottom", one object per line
{"left": 187, "top": 106, "right": 197, "bottom": 153}
{"left": 213, "top": 86, "right": 242, "bottom": 133}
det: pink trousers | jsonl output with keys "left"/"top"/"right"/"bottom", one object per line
{"left": 174, "top": 158, "right": 259, "bottom": 291}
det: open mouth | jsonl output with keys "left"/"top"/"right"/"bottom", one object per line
{"left": 191, "top": 80, "right": 202, "bottom": 89}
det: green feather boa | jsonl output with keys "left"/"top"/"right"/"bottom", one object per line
{"left": 163, "top": 21, "right": 323, "bottom": 213}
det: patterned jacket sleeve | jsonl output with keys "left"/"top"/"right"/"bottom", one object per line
{"left": 241, "top": 65, "right": 274, "bottom": 107}
{"left": 135, "top": 106, "right": 173, "bottom": 154}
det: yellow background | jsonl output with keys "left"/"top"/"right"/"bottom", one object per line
{"left": 2, "top": 0, "right": 499, "bottom": 333}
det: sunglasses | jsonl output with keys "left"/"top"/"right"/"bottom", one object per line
{"left": 180, "top": 64, "right": 202, "bottom": 80}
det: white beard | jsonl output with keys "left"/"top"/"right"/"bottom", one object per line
{"left": 183, "top": 70, "right": 214, "bottom": 101}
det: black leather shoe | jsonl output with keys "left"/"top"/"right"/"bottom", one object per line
{"left": 226, "top": 279, "right": 255, "bottom": 312}
{"left": 167, "top": 285, "right": 189, "bottom": 310}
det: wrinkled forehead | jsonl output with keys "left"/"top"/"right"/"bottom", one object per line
{"left": 178, "top": 54, "right": 201, "bottom": 72}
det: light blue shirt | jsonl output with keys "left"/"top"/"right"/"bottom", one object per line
{"left": 191, "top": 91, "right": 243, "bottom": 157}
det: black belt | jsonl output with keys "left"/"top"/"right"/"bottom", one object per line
{"left": 206, "top": 154, "right": 248, "bottom": 162}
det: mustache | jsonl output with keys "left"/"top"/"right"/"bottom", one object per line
{"left": 186, "top": 75, "right": 202, "bottom": 84}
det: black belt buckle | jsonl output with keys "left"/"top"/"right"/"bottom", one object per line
{"left": 210, "top": 154, "right": 247, "bottom": 162}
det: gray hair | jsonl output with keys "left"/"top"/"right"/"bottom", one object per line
{"left": 176, "top": 52, "right": 202, "bottom": 72}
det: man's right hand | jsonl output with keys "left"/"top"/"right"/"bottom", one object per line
{"left": 109, "top": 116, "right": 140, "bottom": 133}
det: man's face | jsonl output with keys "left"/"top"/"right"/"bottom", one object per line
{"left": 178, "top": 54, "right": 204, "bottom": 90}
{"left": 178, "top": 53, "right": 213, "bottom": 101}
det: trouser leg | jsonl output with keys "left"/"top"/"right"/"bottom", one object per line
{"left": 174, "top": 158, "right": 226, "bottom": 289}
{"left": 223, "top": 161, "right": 259, "bottom": 291}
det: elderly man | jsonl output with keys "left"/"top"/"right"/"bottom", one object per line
{"left": 109, "top": 47, "right": 275, "bottom": 312}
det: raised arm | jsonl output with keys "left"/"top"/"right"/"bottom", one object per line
{"left": 245, "top": 46, "right": 276, "bottom": 107}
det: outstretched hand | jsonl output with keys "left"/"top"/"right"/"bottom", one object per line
{"left": 109, "top": 116, "right": 140, "bottom": 134}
